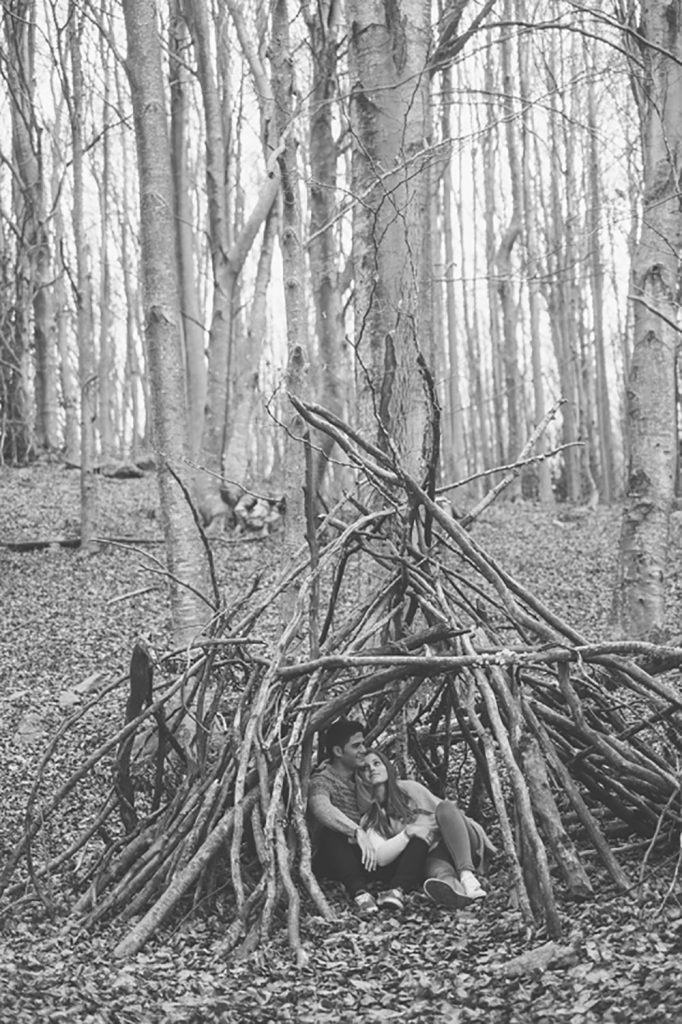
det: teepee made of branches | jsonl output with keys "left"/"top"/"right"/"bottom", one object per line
{"left": 2, "top": 399, "right": 682, "bottom": 964}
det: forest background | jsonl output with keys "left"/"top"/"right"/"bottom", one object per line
{"left": 1, "top": 0, "right": 680, "bottom": 642}
{"left": 1, "top": 0, "right": 682, "bottom": 1021}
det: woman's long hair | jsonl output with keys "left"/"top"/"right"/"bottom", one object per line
{"left": 360, "top": 749, "right": 417, "bottom": 837}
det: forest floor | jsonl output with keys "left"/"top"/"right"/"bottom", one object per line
{"left": 0, "top": 464, "right": 681, "bottom": 1024}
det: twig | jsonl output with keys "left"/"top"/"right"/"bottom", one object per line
{"left": 460, "top": 400, "right": 566, "bottom": 527}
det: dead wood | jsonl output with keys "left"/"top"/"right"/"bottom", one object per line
{"left": 3, "top": 398, "right": 682, "bottom": 960}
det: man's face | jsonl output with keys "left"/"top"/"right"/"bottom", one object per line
{"left": 334, "top": 731, "right": 366, "bottom": 771}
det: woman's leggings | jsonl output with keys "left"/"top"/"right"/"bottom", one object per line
{"left": 427, "top": 800, "right": 482, "bottom": 878}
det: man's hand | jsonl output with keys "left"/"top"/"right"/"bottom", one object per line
{"left": 404, "top": 821, "right": 436, "bottom": 844}
{"left": 354, "top": 827, "right": 377, "bottom": 870}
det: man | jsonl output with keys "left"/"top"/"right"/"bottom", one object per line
{"left": 308, "top": 719, "right": 377, "bottom": 912}
{"left": 308, "top": 718, "right": 428, "bottom": 914}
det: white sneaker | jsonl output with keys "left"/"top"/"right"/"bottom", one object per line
{"left": 459, "top": 870, "right": 486, "bottom": 899}
{"left": 423, "top": 876, "right": 473, "bottom": 909}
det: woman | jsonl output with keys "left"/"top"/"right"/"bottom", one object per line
{"left": 359, "top": 749, "right": 495, "bottom": 911}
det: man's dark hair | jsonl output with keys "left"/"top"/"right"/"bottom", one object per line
{"left": 325, "top": 718, "right": 365, "bottom": 759}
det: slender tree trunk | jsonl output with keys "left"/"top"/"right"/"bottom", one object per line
{"left": 169, "top": 0, "right": 205, "bottom": 461}
{"left": 482, "top": 35, "right": 505, "bottom": 467}
{"left": 223, "top": 0, "right": 279, "bottom": 487}
{"left": 456, "top": 144, "right": 488, "bottom": 487}
{"left": 69, "top": 7, "right": 97, "bottom": 550}
{"left": 1, "top": 243, "right": 32, "bottom": 462}
{"left": 51, "top": 126, "right": 80, "bottom": 465}
{"left": 305, "top": 2, "right": 344, "bottom": 491}
{"left": 183, "top": 0, "right": 232, "bottom": 481}
{"left": 587, "top": 52, "right": 616, "bottom": 504}
{"left": 227, "top": 203, "right": 277, "bottom": 485}
{"left": 122, "top": 0, "right": 210, "bottom": 643}
{"left": 617, "top": 0, "right": 681, "bottom": 637}
{"left": 4, "top": 0, "right": 59, "bottom": 455}
{"left": 518, "top": 6, "right": 552, "bottom": 503}
{"left": 270, "top": 0, "right": 309, "bottom": 536}
{"left": 98, "top": 36, "right": 115, "bottom": 460}
{"left": 545, "top": 60, "right": 581, "bottom": 503}
{"left": 188, "top": 0, "right": 278, "bottom": 491}
{"left": 565, "top": 73, "right": 595, "bottom": 503}
{"left": 497, "top": 4, "right": 522, "bottom": 472}
{"left": 441, "top": 65, "right": 468, "bottom": 484}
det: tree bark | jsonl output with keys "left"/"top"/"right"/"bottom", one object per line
{"left": 347, "top": 0, "right": 432, "bottom": 477}
{"left": 169, "top": 0, "right": 206, "bottom": 461}
{"left": 183, "top": 0, "right": 232, "bottom": 481}
{"left": 586, "top": 50, "right": 617, "bottom": 504}
{"left": 4, "top": 0, "right": 59, "bottom": 455}
{"left": 518, "top": 6, "right": 552, "bottom": 504}
{"left": 69, "top": 6, "right": 97, "bottom": 551}
{"left": 440, "top": 65, "right": 468, "bottom": 485}
{"left": 270, "top": 0, "right": 309, "bottom": 538}
{"left": 497, "top": 3, "right": 522, "bottom": 474}
{"left": 122, "top": 0, "right": 210, "bottom": 644}
{"left": 305, "top": 1, "right": 345, "bottom": 492}
{"left": 618, "top": 0, "right": 682, "bottom": 636}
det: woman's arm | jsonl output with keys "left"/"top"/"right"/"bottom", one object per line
{"left": 398, "top": 779, "right": 441, "bottom": 813}
{"left": 364, "top": 827, "right": 410, "bottom": 866}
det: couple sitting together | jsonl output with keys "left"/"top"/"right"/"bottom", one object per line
{"left": 308, "top": 717, "right": 495, "bottom": 914}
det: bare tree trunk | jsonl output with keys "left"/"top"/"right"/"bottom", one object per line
{"left": 455, "top": 143, "right": 488, "bottom": 489}
{"left": 270, "top": 0, "right": 309, "bottom": 537}
{"left": 4, "top": 0, "right": 59, "bottom": 454}
{"left": 617, "top": 0, "right": 681, "bottom": 636}
{"left": 223, "top": 0, "right": 279, "bottom": 488}
{"left": 347, "top": 0, "right": 432, "bottom": 477}
{"left": 565, "top": 76, "right": 596, "bottom": 503}
{"left": 586, "top": 45, "right": 616, "bottom": 504}
{"left": 188, "top": 0, "right": 279, "bottom": 493}
{"left": 98, "top": 27, "right": 116, "bottom": 460}
{"left": 50, "top": 125, "right": 80, "bottom": 465}
{"left": 69, "top": 6, "right": 97, "bottom": 550}
{"left": 305, "top": 1, "right": 344, "bottom": 492}
{"left": 228, "top": 203, "right": 277, "bottom": 485}
{"left": 518, "top": 5, "right": 552, "bottom": 504}
{"left": 545, "top": 57, "right": 581, "bottom": 503}
{"left": 482, "top": 34, "right": 505, "bottom": 468}
{"left": 441, "top": 65, "right": 468, "bottom": 484}
{"left": 122, "top": 0, "right": 210, "bottom": 644}
{"left": 183, "top": 0, "right": 232, "bottom": 481}
{"left": 169, "top": 0, "right": 205, "bottom": 461}
{"left": 497, "top": 4, "right": 522, "bottom": 473}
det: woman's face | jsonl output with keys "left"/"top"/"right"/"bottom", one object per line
{"left": 364, "top": 752, "right": 388, "bottom": 786}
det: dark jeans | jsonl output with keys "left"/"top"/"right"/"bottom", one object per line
{"left": 314, "top": 828, "right": 428, "bottom": 897}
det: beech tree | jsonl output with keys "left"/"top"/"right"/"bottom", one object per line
{"left": 121, "top": 0, "right": 210, "bottom": 643}
{"left": 67, "top": 2, "right": 96, "bottom": 549}
{"left": 617, "top": 0, "right": 682, "bottom": 636}
{"left": 347, "top": 0, "right": 433, "bottom": 477}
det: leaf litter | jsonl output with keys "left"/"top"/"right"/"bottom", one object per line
{"left": 0, "top": 465, "right": 681, "bottom": 1023}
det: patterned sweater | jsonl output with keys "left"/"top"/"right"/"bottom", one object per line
{"left": 307, "top": 762, "right": 363, "bottom": 839}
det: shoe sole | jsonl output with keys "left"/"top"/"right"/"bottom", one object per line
{"left": 423, "top": 877, "right": 476, "bottom": 910}
{"left": 353, "top": 898, "right": 378, "bottom": 914}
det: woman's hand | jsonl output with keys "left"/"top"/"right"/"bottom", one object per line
{"left": 404, "top": 822, "right": 435, "bottom": 843}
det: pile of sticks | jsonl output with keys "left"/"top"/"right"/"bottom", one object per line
{"left": 2, "top": 399, "right": 681, "bottom": 962}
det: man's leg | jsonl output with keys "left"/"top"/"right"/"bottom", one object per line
{"left": 314, "top": 827, "right": 371, "bottom": 897}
